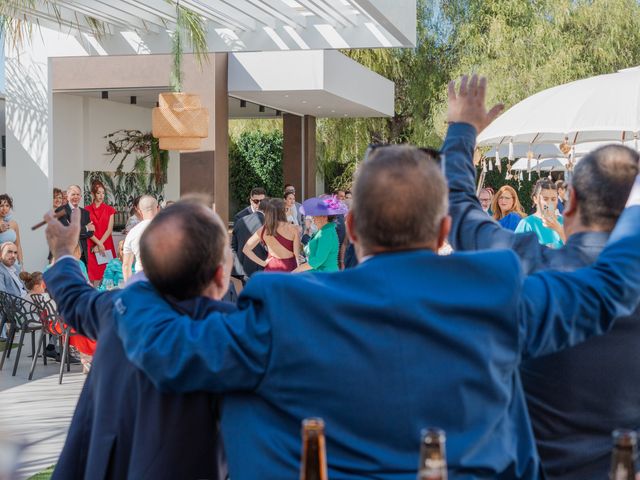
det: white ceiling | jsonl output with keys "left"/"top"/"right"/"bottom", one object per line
{"left": 12, "top": 0, "right": 416, "bottom": 52}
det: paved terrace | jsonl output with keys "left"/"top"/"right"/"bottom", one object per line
{"left": 0, "top": 340, "right": 84, "bottom": 479}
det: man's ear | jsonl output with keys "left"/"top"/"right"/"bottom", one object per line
{"left": 563, "top": 186, "right": 577, "bottom": 218}
{"left": 346, "top": 211, "right": 357, "bottom": 244}
{"left": 437, "top": 215, "right": 452, "bottom": 249}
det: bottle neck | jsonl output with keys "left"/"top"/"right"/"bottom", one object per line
{"left": 300, "top": 430, "right": 328, "bottom": 480}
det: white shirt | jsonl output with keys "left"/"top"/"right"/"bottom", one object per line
{"left": 123, "top": 219, "right": 151, "bottom": 272}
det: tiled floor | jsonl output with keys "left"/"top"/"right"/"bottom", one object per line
{"left": 0, "top": 338, "right": 84, "bottom": 479}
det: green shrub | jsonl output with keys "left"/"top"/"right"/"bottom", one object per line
{"left": 229, "top": 130, "right": 284, "bottom": 216}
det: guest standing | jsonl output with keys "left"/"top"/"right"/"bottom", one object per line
{"left": 243, "top": 199, "right": 299, "bottom": 272}
{"left": 57, "top": 185, "right": 95, "bottom": 266}
{"left": 86, "top": 181, "right": 116, "bottom": 286}
{"left": 294, "top": 196, "right": 346, "bottom": 272}
{"left": 284, "top": 191, "right": 300, "bottom": 226}
{"left": 478, "top": 188, "right": 493, "bottom": 215}
{"left": 53, "top": 188, "right": 64, "bottom": 210}
{"left": 516, "top": 179, "right": 566, "bottom": 248}
{"left": 491, "top": 185, "right": 525, "bottom": 231}
{"left": 0, "top": 195, "right": 24, "bottom": 269}
{"left": 234, "top": 187, "right": 266, "bottom": 223}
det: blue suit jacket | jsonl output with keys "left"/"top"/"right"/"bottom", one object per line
{"left": 114, "top": 189, "right": 640, "bottom": 480}
{"left": 44, "top": 258, "right": 235, "bottom": 480}
{"left": 446, "top": 122, "right": 640, "bottom": 479}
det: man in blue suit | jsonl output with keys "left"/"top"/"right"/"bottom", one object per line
{"left": 446, "top": 83, "right": 640, "bottom": 478}
{"left": 56, "top": 76, "right": 640, "bottom": 479}
{"left": 42, "top": 198, "right": 234, "bottom": 480}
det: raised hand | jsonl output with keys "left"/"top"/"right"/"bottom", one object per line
{"left": 447, "top": 74, "right": 504, "bottom": 133}
{"left": 45, "top": 207, "right": 81, "bottom": 259}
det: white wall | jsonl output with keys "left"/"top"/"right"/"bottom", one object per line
{"left": 53, "top": 93, "right": 180, "bottom": 202}
{"left": 4, "top": 27, "right": 181, "bottom": 271}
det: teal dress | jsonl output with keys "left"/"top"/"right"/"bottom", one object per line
{"left": 99, "top": 259, "right": 128, "bottom": 290}
{"left": 304, "top": 222, "right": 339, "bottom": 272}
{"left": 515, "top": 215, "right": 564, "bottom": 248}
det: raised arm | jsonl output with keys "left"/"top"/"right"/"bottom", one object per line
{"left": 243, "top": 228, "right": 268, "bottom": 268}
{"left": 44, "top": 258, "right": 111, "bottom": 339}
{"left": 444, "top": 75, "right": 544, "bottom": 273}
{"left": 115, "top": 280, "right": 271, "bottom": 393}
{"left": 42, "top": 210, "right": 111, "bottom": 339}
{"left": 520, "top": 194, "right": 640, "bottom": 358}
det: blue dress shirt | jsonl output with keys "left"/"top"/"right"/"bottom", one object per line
{"left": 446, "top": 122, "right": 640, "bottom": 479}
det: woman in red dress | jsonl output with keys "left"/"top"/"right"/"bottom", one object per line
{"left": 85, "top": 180, "right": 116, "bottom": 286}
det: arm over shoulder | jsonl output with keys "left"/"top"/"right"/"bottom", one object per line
{"left": 519, "top": 205, "right": 640, "bottom": 358}
{"left": 115, "top": 279, "right": 272, "bottom": 393}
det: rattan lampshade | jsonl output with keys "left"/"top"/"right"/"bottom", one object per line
{"left": 152, "top": 92, "right": 209, "bottom": 151}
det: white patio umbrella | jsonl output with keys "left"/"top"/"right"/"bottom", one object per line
{"left": 508, "top": 157, "right": 567, "bottom": 172}
{"left": 478, "top": 67, "right": 640, "bottom": 147}
{"left": 485, "top": 143, "right": 562, "bottom": 159}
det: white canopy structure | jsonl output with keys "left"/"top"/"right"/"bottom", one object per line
{"left": 10, "top": 0, "right": 416, "bottom": 53}
{"left": 478, "top": 67, "right": 640, "bottom": 147}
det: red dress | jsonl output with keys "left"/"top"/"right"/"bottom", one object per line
{"left": 261, "top": 228, "right": 297, "bottom": 272}
{"left": 85, "top": 202, "right": 116, "bottom": 282}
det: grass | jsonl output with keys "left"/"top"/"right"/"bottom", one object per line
{"left": 27, "top": 465, "right": 55, "bottom": 480}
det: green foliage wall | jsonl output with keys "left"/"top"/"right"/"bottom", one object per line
{"left": 229, "top": 130, "right": 284, "bottom": 216}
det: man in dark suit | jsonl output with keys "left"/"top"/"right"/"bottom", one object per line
{"left": 42, "top": 198, "right": 233, "bottom": 480}
{"left": 112, "top": 76, "right": 640, "bottom": 479}
{"left": 233, "top": 187, "right": 266, "bottom": 223}
{"left": 55, "top": 185, "right": 95, "bottom": 265}
{"left": 447, "top": 86, "right": 640, "bottom": 478}
{"left": 231, "top": 198, "right": 267, "bottom": 283}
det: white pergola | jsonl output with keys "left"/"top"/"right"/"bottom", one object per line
{"left": 11, "top": 0, "right": 416, "bottom": 52}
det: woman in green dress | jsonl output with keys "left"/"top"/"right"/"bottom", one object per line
{"left": 294, "top": 196, "right": 347, "bottom": 273}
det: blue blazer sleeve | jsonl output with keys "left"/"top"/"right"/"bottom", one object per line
{"left": 519, "top": 205, "right": 640, "bottom": 358}
{"left": 115, "top": 280, "right": 272, "bottom": 393}
{"left": 43, "top": 258, "right": 112, "bottom": 340}
{"left": 444, "top": 122, "right": 547, "bottom": 274}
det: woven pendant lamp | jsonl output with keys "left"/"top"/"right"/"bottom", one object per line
{"left": 152, "top": 1, "right": 209, "bottom": 151}
{"left": 152, "top": 92, "right": 209, "bottom": 150}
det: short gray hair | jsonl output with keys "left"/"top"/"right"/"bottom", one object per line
{"left": 572, "top": 144, "right": 639, "bottom": 230}
{"left": 352, "top": 145, "right": 447, "bottom": 251}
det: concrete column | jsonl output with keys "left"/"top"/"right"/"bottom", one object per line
{"left": 283, "top": 113, "right": 316, "bottom": 200}
{"left": 180, "top": 53, "right": 229, "bottom": 223}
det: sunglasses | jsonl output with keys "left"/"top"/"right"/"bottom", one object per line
{"left": 364, "top": 144, "right": 445, "bottom": 175}
{"left": 250, "top": 198, "right": 261, "bottom": 204}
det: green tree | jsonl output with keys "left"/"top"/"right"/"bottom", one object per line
{"left": 229, "top": 130, "right": 283, "bottom": 215}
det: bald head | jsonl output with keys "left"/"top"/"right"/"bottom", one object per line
{"left": 138, "top": 195, "right": 159, "bottom": 220}
{"left": 350, "top": 145, "right": 449, "bottom": 254}
{"left": 140, "top": 198, "right": 229, "bottom": 300}
{"left": 572, "top": 144, "right": 639, "bottom": 230}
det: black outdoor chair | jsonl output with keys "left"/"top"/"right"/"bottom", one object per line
{"left": 28, "top": 293, "right": 76, "bottom": 384}
{"left": 0, "top": 292, "right": 42, "bottom": 377}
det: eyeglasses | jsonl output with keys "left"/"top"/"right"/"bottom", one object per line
{"left": 364, "top": 144, "right": 445, "bottom": 175}
{"left": 498, "top": 196, "right": 514, "bottom": 201}
{"left": 250, "top": 198, "right": 261, "bottom": 204}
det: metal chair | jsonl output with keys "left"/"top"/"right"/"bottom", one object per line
{"left": 28, "top": 294, "right": 75, "bottom": 384}
{"left": 0, "top": 293, "right": 42, "bottom": 376}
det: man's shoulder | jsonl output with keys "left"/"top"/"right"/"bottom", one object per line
{"left": 128, "top": 219, "right": 151, "bottom": 236}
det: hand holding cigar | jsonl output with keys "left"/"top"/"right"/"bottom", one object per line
{"left": 40, "top": 208, "right": 81, "bottom": 260}
{"left": 31, "top": 210, "right": 65, "bottom": 230}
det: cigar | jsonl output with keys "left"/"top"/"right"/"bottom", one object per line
{"left": 31, "top": 210, "right": 66, "bottom": 231}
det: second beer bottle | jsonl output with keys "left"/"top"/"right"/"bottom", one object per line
{"left": 300, "top": 417, "right": 329, "bottom": 480}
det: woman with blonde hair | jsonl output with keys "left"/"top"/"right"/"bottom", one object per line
{"left": 491, "top": 185, "right": 525, "bottom": 231}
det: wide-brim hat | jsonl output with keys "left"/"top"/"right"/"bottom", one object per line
{"left": 301, "top": 196, "right": 348, "bottom": 216}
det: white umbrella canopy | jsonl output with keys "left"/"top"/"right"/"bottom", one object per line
{"left": 478, "top": 67, "right": 640, "bottom": 146}
{"left": 509, "top": 157, "right": 567, "bottom": 172}
{"left": 484, "top": 143, "right": 562, "bottom": 159}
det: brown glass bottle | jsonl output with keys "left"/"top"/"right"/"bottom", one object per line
{"left": 417, "top": 428, "right": 447, "bottom": 480}
{"left": 610, "top": 429, "right": 637, "bottom": 480}
{"left": 300, "top": 418, "right": 328, "bottom": 480}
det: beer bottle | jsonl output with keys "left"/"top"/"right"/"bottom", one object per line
{"left": 300, "top": 417, "right": 328, "bottom": 480}
{"left": 610, "top": 429, "right": 637, "bottom": 480}
{"left": 417, "top": 428, "right": 447, "bottom": 480}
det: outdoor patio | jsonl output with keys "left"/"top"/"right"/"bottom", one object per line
{"left": 0, "top": 341, "right": 84, "bottom": 479}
